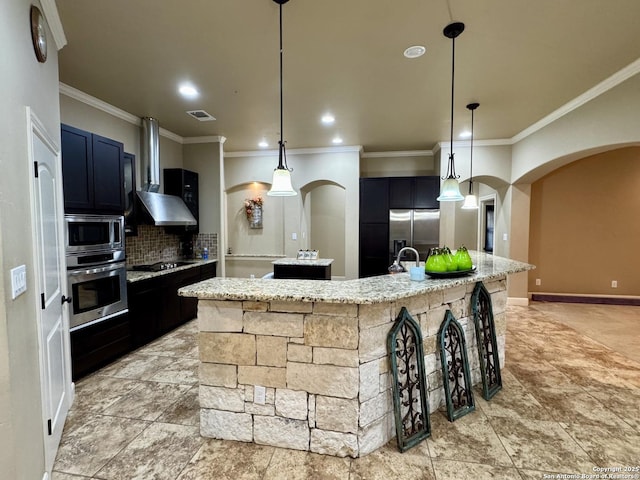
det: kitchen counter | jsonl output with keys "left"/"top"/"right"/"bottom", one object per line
{"left": 180, "top": 251, "right": 529, "bottom": 303}
{"left": 272, "top": 258, "right": 334, "bottom": 267}
{"left": 180, "top": 251, "right": 533, "bottom": 458}
{"left": 127, "top": 258, "right": 218, "bottom": 283}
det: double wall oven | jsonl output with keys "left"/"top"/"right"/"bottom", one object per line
{"left": 65, "top": 214, "right": 128, "bottom": 331}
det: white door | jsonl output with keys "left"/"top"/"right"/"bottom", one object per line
{"left": 29, "top": 109, "right": 72, "bottom": 472}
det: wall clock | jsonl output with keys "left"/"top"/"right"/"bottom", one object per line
{"left": 30, "top": 5, "right": 47, "bottom": 63}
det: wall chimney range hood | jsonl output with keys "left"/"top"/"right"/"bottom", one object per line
{"left": 136, "top": 117, "right": 197, "bottom": 226}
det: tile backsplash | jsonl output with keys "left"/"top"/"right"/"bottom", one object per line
{"left": 126, "top": 225, "right": 217, "bottom": 265}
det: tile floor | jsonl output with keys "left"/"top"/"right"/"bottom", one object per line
{"left": 53, "top": 301, "right": 640, "bottom": 480}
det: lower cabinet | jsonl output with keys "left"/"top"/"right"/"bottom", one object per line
{"left": 70, "top": 263, "right": 216, "bottom": 380}
{"left": 70, "top": 312, "right": 131, "bottom": 381}
{"left": 128, "top": 263, "right": 217, "bottom": 350}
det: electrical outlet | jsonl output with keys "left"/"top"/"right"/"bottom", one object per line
{"left": 11, "top": 265, "right": 27, "bottom": 299}
{"left": 611, "top": 280, "right": 618, "bottom": 288}
{"left": 502, "top": 233, "right": 508, "bottom": 241}
{"left": 535, "top": 278, "right": 541, "bottom": 286}
{"left": 254, "top": 385, "right": 266, "bottom": 405}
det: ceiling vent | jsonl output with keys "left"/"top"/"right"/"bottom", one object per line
{"left": 186, "top": 110, "right": 216, "bottom": 121}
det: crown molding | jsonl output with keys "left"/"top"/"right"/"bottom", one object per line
{"left": 225, "top": 145, "right": 363, "bottom": 158}
{"left": 59, "top": 82, "right": 186, "bottom": 143}
{"left": 184, "top": 136, "right": 227, "bottom": 145}
{"left": 361, "top": 150, "right": 433, "bottom": 158}
{"left": 40, "top": 0, "right": 67, "bottom": 50}
{"left": 512, "top": 56, "right": 640, "bottom": 143}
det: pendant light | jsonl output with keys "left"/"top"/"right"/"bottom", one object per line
{"left": 267, "top": 0, "right": 297, "bottom": 197}
{"left": 461, "top": 102, "right": 479, "bottom": 210}
{"left": 437, "top": 22, "right": 465, "bottom": 202}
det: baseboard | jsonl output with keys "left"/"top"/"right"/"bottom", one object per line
{"left": 507, "top": 297, "right": 530, "bottom": 306}
{"left": 531, "top": 293, "right": 640, "bottom": 306}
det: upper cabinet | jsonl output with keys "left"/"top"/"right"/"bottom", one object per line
{"left": 61, "top": 124, "right": 125, "bottom": 214}
{"left": 389, "top": 176, "right": 439, "bottom": 209}
{"left": 164, "top": 168, "right": 199, "bottom": 234}
{"left": 123, "top": 152, "right": 137, "bottom": 236}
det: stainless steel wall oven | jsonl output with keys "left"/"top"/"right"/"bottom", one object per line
{"left": 65, "top": 214, "right": 128, "bottom": 331}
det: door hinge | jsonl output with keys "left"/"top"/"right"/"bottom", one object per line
{"left": 41, "top": 293, "right": 45, "bottom": 310}
{"left": 47, "top": 418, "right": 52, "bottom": 435}
{"left": 34, "top": 161, "right": 39, "bottom": 178}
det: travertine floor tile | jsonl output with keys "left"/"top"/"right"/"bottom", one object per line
{"left": 148, "top": 356, "right": 200, "bottom": 385}
{"left": 158, "top": 386, "right": 200, "bottom": 426}
{"left": 54, "top": 415, "right": 149, "bottom": 477}
{"left": 71, "top": 375, "right": 141, "bottom": 414}
{"left": 490, "top": 416, "right": 596, "bottom": 472}
{"left": 95, "top": 422, "right": 203, "bottom": 480}
{"left": 102, "top": 381, "right": 191, "bottom": 421}
{"left": 562, "top": 422, "right": 640, "bottom": 468}
{"left": 426, "top": 410, "right": 513, "bottom": 467}
{"left": 98, "top": 352, "right": 175, "bottom": 379}
{"left": 350, "top": 441, "right": 435, "bottom": 480}
{"left": 431, "top": 459, "right": 523, "bottom": 480}
{"left": 263, "top": 448, "right": 352, "bottom": 480}
{"left": 176, "top": 439, "right": 275, "bottom": 480}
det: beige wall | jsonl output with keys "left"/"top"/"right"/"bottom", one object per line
{"left": 360, "top": 154, "right": 435, "bottom": 177}
{"left": 183, "top": 142, "right": 222, "bottom": 235}
{"left": 224, "top": 148, "right": 360, "bottom": 278}
{"left": 309, "top": 183, "right": 346, "bottom": 277}
{"left": 1, "top": 0, "right": 62, "bottom": 477}
{"left": 529, "top": 147, "right": 640, "bottom": 296}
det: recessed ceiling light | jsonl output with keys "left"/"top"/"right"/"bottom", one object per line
{"left": 459, "top": 130, "right": 472, "bottom": 139}
{"left": 321, "top": 113, "right": 335, "bottom": 125}
{"left": 332, "top": 136, "right": 343, "bottom": 144}
{"left": 258, "top": 140, "right": 269, "bottom": 148}
{"left": 403, "top": 45, "right": 426, "bottom": 59}
{"left": 179, "top": 84, "right": 199, "bottom": 99}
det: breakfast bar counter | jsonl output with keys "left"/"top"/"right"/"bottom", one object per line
{"left": 179, "top": 252, "right": 533, "bottom": 457}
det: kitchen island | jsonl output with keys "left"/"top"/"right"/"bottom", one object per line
{"left": 179, "top": 252, "right": 532, "bottom": 457}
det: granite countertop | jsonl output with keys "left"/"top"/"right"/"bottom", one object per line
{"left": 272, "top": 258, "right": 334, "bottom": 266}
{"left": 127, "top": 259, "right": 218, "bottom": 283}
{"left": 179, "top": 252, "right": 534, "bottom": 304}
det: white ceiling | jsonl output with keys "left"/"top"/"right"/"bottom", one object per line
{"left": 56, "top": 0, "right": 640, "bottom": 153}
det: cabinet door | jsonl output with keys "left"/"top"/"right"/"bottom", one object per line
{"left": 182, "top": 169, "right": 199, "bottom": 234}
{"left": 61, "top": 124, "right": 94, "bottom": 212}
{"left": 359, "top": 223, "right": 390, "bottom": 277}
{"left": 360, "top": 178, "right": 389, "bottom": 223}
{"left": 389, "top": 177, "right": 414, "bottom": 209}
{"left": 414, "top": 176, "right": 440, "bottom": 209}
{"left": 128, "top": 278, "right": 162, "bottom": 348}
{"left": 123, "top": 153, "right": 137, "bottom": 236}
{"left": 92, "top": 134, "right": 124, "bottom": 213}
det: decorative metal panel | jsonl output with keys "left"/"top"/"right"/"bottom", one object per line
{"left": 471, "top": 281, "right": 503, "bottom": 400}
{"left": 438, "top": 310, "right": 475, "bottom": 421}
{"left": 388, "top": 306, "right": 431, "bottom": 452}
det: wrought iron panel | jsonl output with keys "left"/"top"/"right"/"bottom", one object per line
{"left": 472, "top": 281, "right": 503, "bottom": 400}
{"left": 388, "top": 306, "right": 431, "bottom": 452}
{"left": 438, "top": 309, "right": 475, "bottom": 421}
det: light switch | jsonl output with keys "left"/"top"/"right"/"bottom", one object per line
{"left": 11, "top": 265, "right": 27, "bottom": 299}
{"left": 291, "top": 232, "right": 297, "bottom": 240}
{"left": 502, "top": 233, "right": 508, "bottom": 241}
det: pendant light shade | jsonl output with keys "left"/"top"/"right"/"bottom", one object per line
{"left": 437, "top": 21, "right": 465, "bottom": 203}
{"left": 267, "top": 0, "right": 297, "bottom": 197}
{"left": 461, "top": 102, "right": 479, "bottom": 210}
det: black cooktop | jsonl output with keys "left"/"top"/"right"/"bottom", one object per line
{"left": 131, "top": 261, "right": 190, "bottom": 272}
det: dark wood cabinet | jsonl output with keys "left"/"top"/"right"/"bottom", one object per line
{"left": 359, "top": 178, "right": 389, "bottom": 223}
{"left": 70, "top": 312, "right": 131, "bottom": 381}
{"left": 359, "top": 176, "right": 440, "bottom": 277}
{"left": 123, "top": 152, "right": 137, "bottom": 236}
{"left": 164, "top": 168, "right": 199, "bottom": 234}
{"left": 61, "top": 124, "right": 125, "bottom": 214}
{"left": 273, "top": 263, "right": 331, "bottom": 280}
{"left": 128, "top": 263, "right": 217, "bottom": 349}
{"left": 414, "top": 176, "right": 440, "bottom": 209}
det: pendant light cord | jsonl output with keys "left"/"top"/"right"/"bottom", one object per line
{"left": 468, "top": 106, "right": 474, "bottom": 193}
{"left": 277, "top": 2, "right": 291, "bottom": 172}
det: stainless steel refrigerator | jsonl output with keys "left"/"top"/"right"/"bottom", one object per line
{"left": 389, "top": 209, "right": 440, "bottom": 263}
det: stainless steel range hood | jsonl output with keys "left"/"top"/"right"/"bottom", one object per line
{"left": 136, "top": 117, "right": 197, "bottom": 226}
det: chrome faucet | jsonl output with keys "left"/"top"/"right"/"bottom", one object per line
{"left": 389, "top": 246, "right": 420, "bottom": 273}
